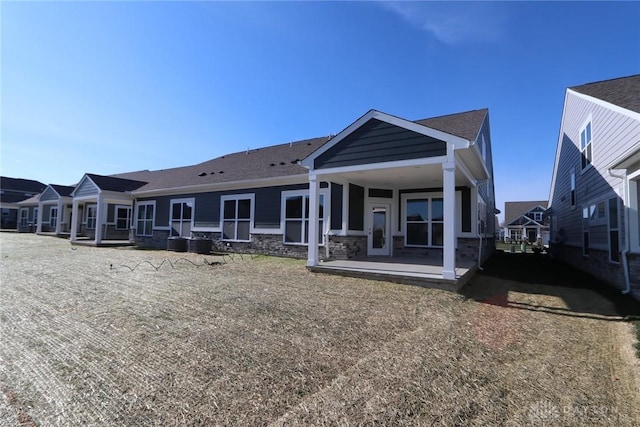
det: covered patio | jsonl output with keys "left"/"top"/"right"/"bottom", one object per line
{"left": 300, "top": 109, "right": 493, "bottom": 288}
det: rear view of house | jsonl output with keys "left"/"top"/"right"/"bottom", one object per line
{"left": 548, "top": 75, "right": 640, "bottom": 299}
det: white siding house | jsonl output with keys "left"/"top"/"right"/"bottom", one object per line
{"left": 548, "top": 75, "right": 640, "bottom": 300}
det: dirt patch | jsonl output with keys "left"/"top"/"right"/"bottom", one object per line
{"left": 1, "top": 234, "right": 639, "bottom": 425}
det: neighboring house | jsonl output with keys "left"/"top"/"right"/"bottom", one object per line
{"left": 503, "top": 200, "right": 549, "bottom": 244}
{"left": 37, "top": 184, "right": 75, "bottom": 236}
{"left": 548, "top": 74, "right": 640, "bottom": 299}
{"left": 16, "top": 194, "right": 41, "bottom": 233}
{"left": 69, "top": 174, "right": 149, "bottom": 244}
{"left": 0, "top": 177, "right": 46, "bottom": 229}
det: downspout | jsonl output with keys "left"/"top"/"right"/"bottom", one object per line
{"left": 608, "top": 169, "right": 631, "bottom": 295}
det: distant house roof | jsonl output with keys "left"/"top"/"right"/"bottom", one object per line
{"left": 17, "top": 194, "right": 41, "bottom": 206}
{"left": 570, "top": 74, "right": 640, "bottom": 113}
{"left": 50, "top": 184, "right": 75, "bottom": 197}
{"left": 0, "top": 176, "right": 47, "bottom": 204}
{"left": 414, "top": 108, "right": 488, "bottom": 141}
{"left": 86, "top": 174, "right": 149, "bottom": 192}
{"left": 504, "top": 201, "right": 548, "bottom": 226}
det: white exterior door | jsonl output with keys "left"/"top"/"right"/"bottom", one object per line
{"left": 367, "top": 202, "right": 391, "bottom": 256}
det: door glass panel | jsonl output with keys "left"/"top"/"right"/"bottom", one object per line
{"left": 372, "top": 207, "right": 386, "bottom": 249}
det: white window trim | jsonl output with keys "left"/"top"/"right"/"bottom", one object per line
{"left": 170, "top": 198, "right": 195, "bottom": 238}
{"left": 134, "top": 201, "right": 156, "bottom": 236}
{"left": 579, "top": 116, "right": 593, "bottom": 171}
{"left": 629, "top": 172, "right": 640, "bottom": 252}
{"left": 85, "top": 204, "right": 97, "bottom": 229}
{"left": 533, "top": 212, "right": 543, "bottom": 222}
{"left": 401, "top": 192, "right": 445, "bottom": 248}
{"left": 19, "top": 208, "right": 28, "bottom": 226}
{"left": 115, "top": 205, "right": 132, "bottom": 230}
{"left": 49, "top": 206, "right": 58, "bottom": 227}
{"left": 33, "top": 208, "right": 39, "bottom": 224}
{"left": 281, "top": 189, "right": 329, "bottom": 246}
{"left": 220, "top": 194, "right": 255, "bottom": 242}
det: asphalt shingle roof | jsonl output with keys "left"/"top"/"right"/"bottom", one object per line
{"left": 570, "top": 74, "right": 640, "bottom": 113}
{"left": 414, "top": 108, "right": 488, "bottom": 141}
{"left": 105, "top": 109, "right": 488, "bottom": 194}
{"left": 86, "top": 174, "right": 149, "bottom": 192}
{"left": 0, "top": 177, "right": 46, "bottom": 204}
{"left": 50, "top": 184, "right": 75, "bottom": 197}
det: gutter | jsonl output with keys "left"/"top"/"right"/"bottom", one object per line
{"left": 608, "top": 169, "right": 631, "bottom": 295}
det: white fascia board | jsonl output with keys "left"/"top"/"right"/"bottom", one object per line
{"left": 132, "top": 174, "right": 309, "bottom": 198}
{"left": 454, "top": 152, "right": 478, "bottom": 186}
{"left": 312, "top": 155, "right": 449, "bottom": 177}
{"left": 570, "top": 88, "right": 640, "bottom": 122}
{"left": 548, "top": 90, "right": 571, "bottom": 209}
{"left": 301, "top": 110, "right": 470, "bottom": 169}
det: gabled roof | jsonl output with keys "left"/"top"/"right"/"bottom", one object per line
{"left": 50, "top": 184, "right": 75, "bottom": 197}
{"left": 85, "top": 174, "right": 148, "bottom": 193}
{"left": 504, "top": 201, "right": 548, "bottom": 226}
{"left": 414, "top": 108, "right": 488, "bottom": 141}
{"left": 128, "top": 137, "right": 331, "bottom": 194}
{"left": 570, "top": 74, "right": 640, "bottom": 113}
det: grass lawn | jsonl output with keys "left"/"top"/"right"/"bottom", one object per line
{"left": 1, "top": 233, "right": 639, "bottom": 425}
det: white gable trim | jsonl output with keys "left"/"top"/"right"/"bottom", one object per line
{"left": 569, "top": 88, "right": 640, "bottom": 121}
{"left": 70, "top": 174, "right": 100, "bottom": 197}
{"left": 301, "top": 110, "right": 470, "bottom": 169}
{"left": 548, "top": 90, "right": 571, "bottom": 208}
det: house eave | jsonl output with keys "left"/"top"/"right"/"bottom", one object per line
{"left": 132, "top": 174, "right": 310, "bottom": 198}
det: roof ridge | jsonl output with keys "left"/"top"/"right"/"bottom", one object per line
{"left": 414, "top": 108, "right": 488, "bottom": 123}
{"left": 570, "top": 74, "right": 640, "bottom": 90}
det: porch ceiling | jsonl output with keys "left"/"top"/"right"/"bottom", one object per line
{"left": 321, "top": 163, "right": 473, "bottom": 189}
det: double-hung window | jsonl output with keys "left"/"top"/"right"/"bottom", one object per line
{"left": 170, "top": 199, "right": 194, "bottom": 237}
{"left": 50, "top": 207, "right": 58, "bottom": 228}
{"left": 116, "top": 206, "right": 132, "bottom": 230}
{"left": 86, "top": 204, "right": 97, "bottom": 229}
{"left": 221, "top": 195, "right": 253, "bottom": 241}
{"left": 580, "top": 121, "right": 592, "bottom": 170}
{"left": 570, "top": 169, "right": 576, "bottom": 207}
{"left": 282, "top": 190, "right": 326, "bottom": 245}
{"left": 136, "top": 202, "right": 154, "bottom": 236}
{"left": 404, "top": 196, "right": 444, "bottom": 247}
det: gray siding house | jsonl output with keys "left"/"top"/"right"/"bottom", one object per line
{"left": 16, "top": 194, "right": 40, "bottom": 233}
{"left": 503, "top": 200, "right": 549, "bottom": 244}
{"left": 123, "top": 108, "right": 496, "bottom": 286}
{"left": 548, "top": 75, "right": 640, "bottom": 299}
{"left": 37, "top": 184, "right": 75, "bottom": 236}
{"left": 0, "top": 177, "right": 46, "bottom": 229}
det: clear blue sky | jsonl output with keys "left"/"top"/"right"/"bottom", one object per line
{"left": 2, "top": 1, "right": 639, "bottom": 222}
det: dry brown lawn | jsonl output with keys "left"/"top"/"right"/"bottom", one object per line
{"left": 1, "top": 233, "right": 639, "bottom": 426}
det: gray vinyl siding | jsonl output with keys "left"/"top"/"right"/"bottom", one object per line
{"left": 475, "top": 116, "right": 496, "bottom": 235}
{"left": 314, "top": 119, "right": 446, "bottom": 170}
{"left": 39, "top": 187, "right": 59, "bottom": 202}
{"left": 550, "top": 91, "right": 640, "bottom": 247}
{"left": 138, "top": 184, "right": 308, "bottom": 230}
{"left": 73, "top": 178, "right": 99, "bottom": 198}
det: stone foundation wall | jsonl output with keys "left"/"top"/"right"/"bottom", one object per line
{"left": 457, "top": 237, "right": 495, "bottom": 264}
{"left": 327, "top": 235, "right": 367, "bottom": 259}
{"left": 551, "top": 244, "right": 627, "bottom": 291}
{"left": 135, "top": 230, "right": 171, "bottom": 249}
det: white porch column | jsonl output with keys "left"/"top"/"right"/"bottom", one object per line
{"left": 95, "top": 195, "right": 105, "bottom": 245}
{"left": 70, "top": 200, "right": 79, "bottom": 242}
{"left": 55, "top": 200, "right": 63, "bottom": 235}
{"left": 307, "top": 174, "right": 320, "bottom": 267}
{"left": 36, "top": 202, "right": 43, "bottom": 234}
{"left": 442, "top": 161, "right": 456, "bottom": 280}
